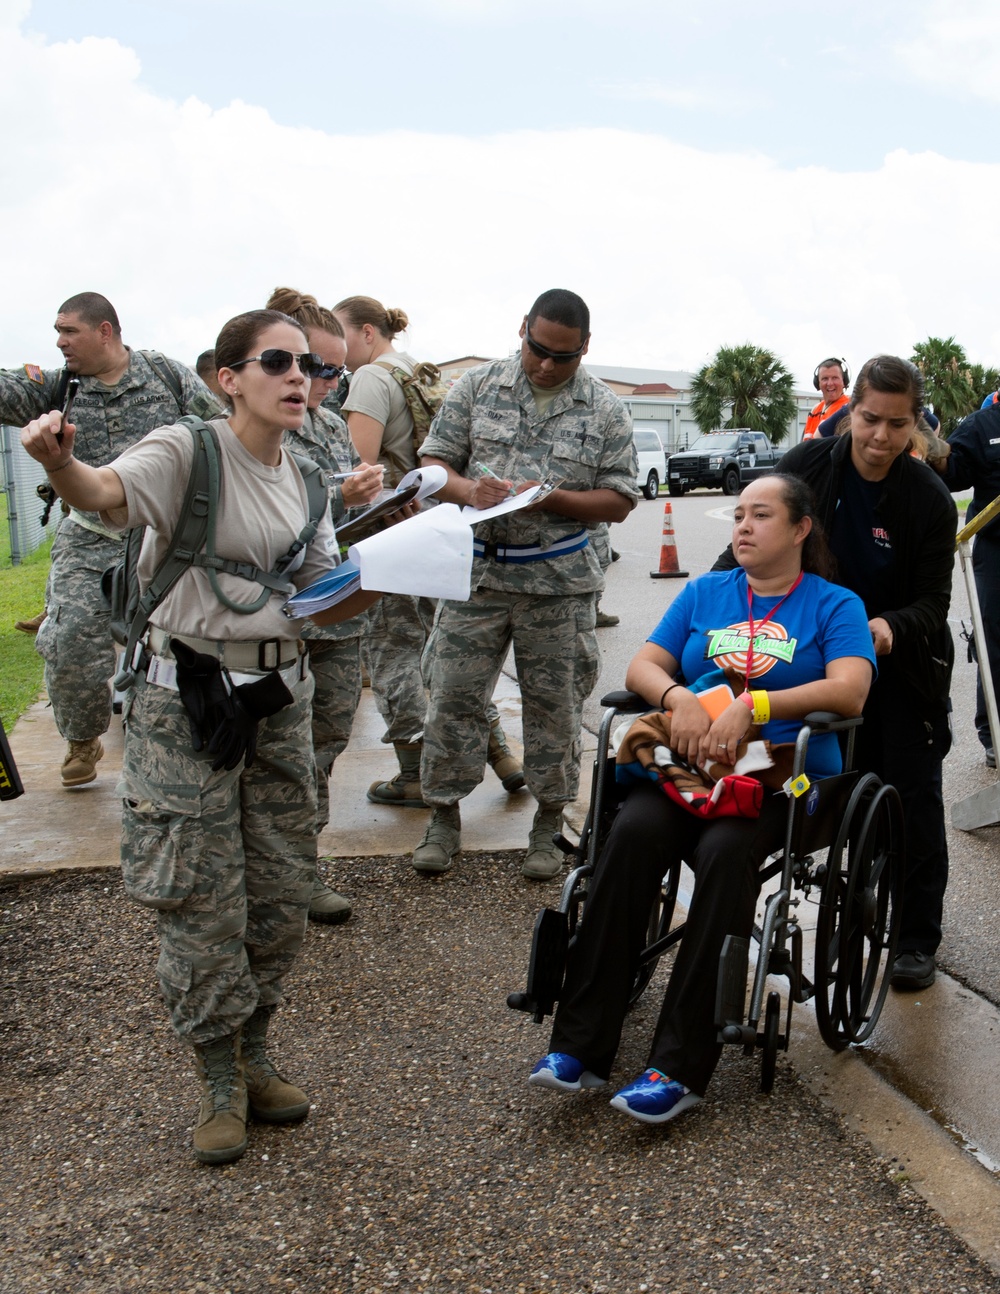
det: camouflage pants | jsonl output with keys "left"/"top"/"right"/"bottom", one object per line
{"left": 364, "top": 593, "right": 503, "bottom": 749}
{"left": 35, "top": 521, "right": 120, "bottom": 741}
{"left": 421, "top": 590, "right": 600, "bottom": 808}
{"left": 364, "top": 593, "right": 436, "bottom": 744}
{"left": 306, "top": 636, "right": 363, "bottom": 833}
{"left": 119, "top": 666, "right": 317, "bottom": 1044}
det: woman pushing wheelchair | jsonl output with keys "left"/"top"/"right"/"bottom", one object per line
{"left": 528, "top": 474, "right": 876, "bottom": 1124}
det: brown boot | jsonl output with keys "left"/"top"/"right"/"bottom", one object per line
{"left": 487, "top": 718, "right": 525, "bottom": 792}
{"left": 367, "top": 740, "right": 428, "bottom": 807}
{"left": 14, "top": 610, "right": 46, "bottom": 634}
{"left": 61, "top": 738, "right": 104, "bottom": 788}
{"left": 191, "top": 1034, "right": 249, "bottom": 1164}
{"left": 240, "top": 1005, "right": 310, "bottom": 1123}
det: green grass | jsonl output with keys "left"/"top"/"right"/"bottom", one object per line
{"left": 0, "top": 493, "right": 52, "bottom": 730}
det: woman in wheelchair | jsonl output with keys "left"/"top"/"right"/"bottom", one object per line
{"left": 529, "top": 474, "right": 876, "bottom": 1124}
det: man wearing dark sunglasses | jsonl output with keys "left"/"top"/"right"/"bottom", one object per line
{"left": 411, "top": 288, "right": 639, "bottom": 881}
{"left": 0, "top": 291, "right": 222, "bottom": 792}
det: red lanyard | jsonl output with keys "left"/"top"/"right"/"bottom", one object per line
{"left": 744, "top": 571, "right": 803, "bottom": 689}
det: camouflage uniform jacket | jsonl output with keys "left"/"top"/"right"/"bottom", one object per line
{"left": 284, "top": 405, "right": 358, "bottom": 527}
{"left": 284, "top": 406, "right": 364, "bottom": 643}
{"left": 0, "top": 348, "right": 221, "bottom": 529}
{"left": 419, "top": 358, "right": 638, "bottom": 596}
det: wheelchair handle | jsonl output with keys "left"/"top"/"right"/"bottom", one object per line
{"left": 598, "top": 689, "right": 650, "bottom": 712}
{"left": 801, "top": 711, "right": 863, "bottom": 734}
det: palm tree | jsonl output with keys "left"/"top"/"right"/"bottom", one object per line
{"left": 910, "top": 336, "right": 977, "bottom": 435}
{"left": 690, "top": 343, "right": 797, "bottom": 444}
{"left": 969, "top": 362, "right": 1000, "bottom": 410}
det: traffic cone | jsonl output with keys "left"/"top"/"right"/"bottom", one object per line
{"left": 650, "top": 499, "right": 689, "bottom": 579}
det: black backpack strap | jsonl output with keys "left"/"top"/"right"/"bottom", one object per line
{"left": 140, "top": 349, "right": 185, "bottom": 411}
{"left": 114, "top": 416, "right": 216, "bottom": 687}
{"left": 49, "top": 368, "right": 71, "bottom": 415}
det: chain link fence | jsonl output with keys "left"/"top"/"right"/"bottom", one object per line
{"left": 1, "top": 424, "right": 56, "bottom": 564}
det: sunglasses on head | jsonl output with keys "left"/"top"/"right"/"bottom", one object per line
{"left": 228, "top": 349, "right": 325, "bottom": 378}
{"left": 523, "top": 321, "right": 588, "bottom": 364}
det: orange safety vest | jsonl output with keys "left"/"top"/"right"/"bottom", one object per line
{"left": 803, "top": 391, "right": 849, "bottom": 439}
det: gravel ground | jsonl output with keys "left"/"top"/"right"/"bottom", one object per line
{"left": 2, "top": 856, "right": 998, "bottom": 1294}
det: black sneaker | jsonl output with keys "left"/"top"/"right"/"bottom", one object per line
{"left": 890, "top": 951, "right": 936, "bottom": 991}
{"left": 986, "top": 747, "right": 996, "bottom": 769}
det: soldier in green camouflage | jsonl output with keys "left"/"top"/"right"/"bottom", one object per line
{"left": 413, "top": 289, "right": 638, "bottom": 880}
{"left": 0, "top": 292, "right": 220, "bottom": 788}
{"left": 270, "top": 287, "right": 385, "bottom": 925}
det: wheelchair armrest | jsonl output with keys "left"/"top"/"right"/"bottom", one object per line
{"left": 801, "top": 711, "right": 863, "bottom": 735}
{"left": 599, "top": 689, "right": 651, "bottom": 713}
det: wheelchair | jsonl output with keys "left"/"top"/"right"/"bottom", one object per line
{"left": 508, "top": 690, "right": 904, "bottom": 1092}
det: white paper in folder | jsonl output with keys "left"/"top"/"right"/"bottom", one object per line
{"left": 348, "top": 504, "right": 474, "bottom": 600}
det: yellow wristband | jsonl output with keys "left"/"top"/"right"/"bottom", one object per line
{"left": 750, "top": 690, "right": 770, "bottom": 725}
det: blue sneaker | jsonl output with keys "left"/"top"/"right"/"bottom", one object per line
{"left": 529, "top": 1052, "right": 605, "bottom": 1093}
{"left": 610, "top": 1069, "right": 701, "bottom": 1124}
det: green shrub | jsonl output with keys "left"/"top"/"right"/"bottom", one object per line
{"left": 0, "top": 493, "right": 52, "bottom": 729}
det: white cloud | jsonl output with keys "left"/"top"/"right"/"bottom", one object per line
{"left": 0, "top": 12, "right": 997, "bottom": 391}
{"left": 897, "top": 0, "right": 1000, "bottom": 101}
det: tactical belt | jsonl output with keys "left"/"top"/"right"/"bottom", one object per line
{"left": 144, "top": 652, "right": 305, "bottom": 693}
{"left": 146, "top": 625, "right": 303, "bottom": 671}
{"left": 473, "top": 529, "right": 589, "bottom": 564}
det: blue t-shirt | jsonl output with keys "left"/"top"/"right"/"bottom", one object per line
{"left": 647, "top": 568, "right": 876, "bottom": 775}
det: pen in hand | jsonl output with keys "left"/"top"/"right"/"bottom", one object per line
{"left": 472, "top": 461, "right": 516, "bottom": 497}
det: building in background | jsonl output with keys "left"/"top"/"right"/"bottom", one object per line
{"left": 436, "top": 357, "right": 815, "bottom": 450}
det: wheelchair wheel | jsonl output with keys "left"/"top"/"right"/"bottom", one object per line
{"left": 813, "top": 773, "right": 881, "bottom": 1050}
{"left": 835, "top": 782, "right": 903, "bottom": 1044}
{"left": 759, "top": 990, "right": 781, "bottom": 1093}
{"left": 628, "top": 859, "right": 682, "bottom": 1007}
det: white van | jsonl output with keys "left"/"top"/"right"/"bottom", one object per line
{"left": 633, "top": 428, "right": 667, "bottom": 500}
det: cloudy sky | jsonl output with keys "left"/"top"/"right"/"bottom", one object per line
{"left": 2, "top": 0, "right": 998, "bottom": 387}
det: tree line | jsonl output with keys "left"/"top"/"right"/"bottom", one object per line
{"left": 690, "top": 338, "right": 998, "bottom": 443}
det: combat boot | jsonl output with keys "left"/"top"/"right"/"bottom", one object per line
{"left": 412, "top": 803, "right": 461, "bottom": 874}
{"left": 367, "top": 740, "right": 428, "bottom": 808}
{"left": 487, "top": 718, "right": 526, "bottom": 793}
{"left": 308, "top": 879, "right": 352, "bottom": 925}
{"left": 522, "top": 804, "right": 567, "bottom": 881}
{"left": 61, "top": 737, "right": 104, "bottom": 788}
{"left": 14, "top": 610, "right": 45, "bottom": 634}
{"left": 240, "top": 1005, "right": 310, "bottom": 1123}
{"left": 191, "top": 1033, "right": 248, "bottom": 1164}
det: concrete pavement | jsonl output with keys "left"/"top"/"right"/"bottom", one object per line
{"left": 4, "top": 635, "right": 1000, "bottom": 1274}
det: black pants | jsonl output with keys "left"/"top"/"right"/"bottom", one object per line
{"left": 852, "top": 664, "right": 950, "bottom": 957}
{"left": 549, "top": 781, "right": 788, "bottom": 1097}
{"left": 972, "top": 536, "right": 1000, "bottom": 752}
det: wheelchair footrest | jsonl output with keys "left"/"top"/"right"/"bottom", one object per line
{"left": 715, "top": 934, "right": 750, "bottom": 1038}
{"left": 507, "top": 907, "right": 569, "bottom": 1022}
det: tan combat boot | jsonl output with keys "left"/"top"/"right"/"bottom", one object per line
{"left": 487, "top": 718, "right": 526, "bottom": 793}
{"left": 367, "top": 740, "right": 428, "bottom": 808}
{"left": 522, "top": 804, "right": 567, "bottom": 881}
{"left": 240, "top": 1005, "right": 310, "bottom": 1123}
{"left": 412, "top": 803, "right": 461, "bottom": 874}
{"left": 61, "top": 738, "right": 104, "bottom": 788}
{"left": 191, "top": 1034, "right": 249, "bottom": 1164}
{"left": 14, "top": 610, "right": 46, "bottom": 634}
